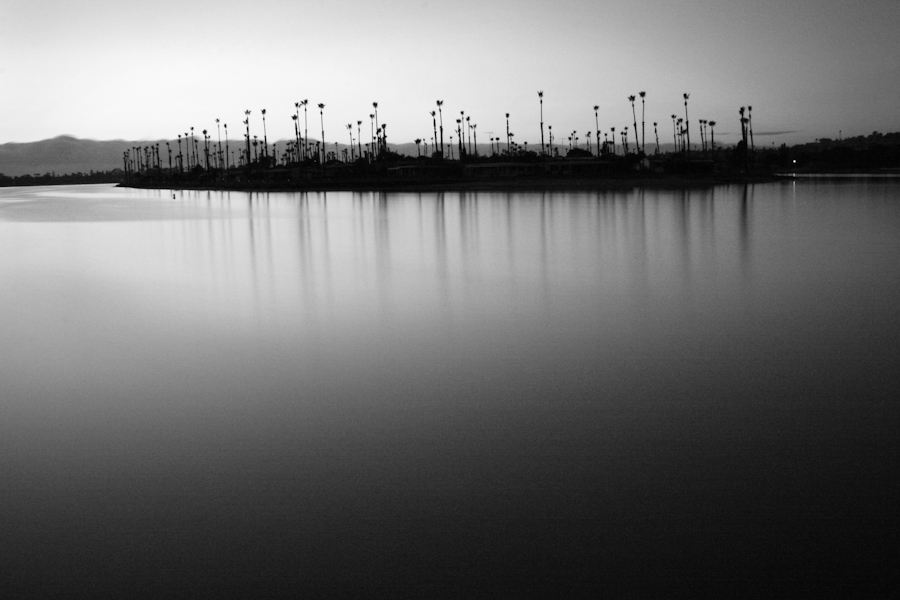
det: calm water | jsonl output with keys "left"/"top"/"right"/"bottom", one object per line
{"left": 1, "top": 182, "right": 898, "bottom": 597}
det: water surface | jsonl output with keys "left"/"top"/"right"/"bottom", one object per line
{"left": 1, "top": 182, "right": 898, "bottom": 596}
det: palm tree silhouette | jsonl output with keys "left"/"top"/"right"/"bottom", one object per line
{"left": 302, "top": 100, "right": 309, "bottom": 160}
{"left": 466, "top": 115, "right": 472, "bottom": 155}
{"left": 671, "top": 115, "right": 677, "bottom": 153}
{"left": 593, "top": 105, "right": 600, "bottom": 157}
{"left": 415, "top": 138, "right": 422, "bottom": 157}
{"left": 639, "top": 91, "right": 647, "bottom": 155}
{"left": 357, "top": 120, "right": 363, "bottom": 160}
{"left": 347, "top": 124, "right": 354, "bottom": 160}
{"left": 538, "top": 91, "right": 545, "bottom": 156}
{"left": 436, "top": 100, "right": 444, "bottom": 158}
{"left": 318, "top": 103, "right": 326, "bottom": 163}
{"left": 243, "top": 110, "right": 251, "bottom": 165}
{"left": 610, "top": 126, "right": 616, "bottom": 155}
{"left": 177, "top": 135, "right": 183, "bottom": 174}
{"left": 261, "top": 109, "right": 268, "bottom": 163}
{"left": 748, "top": 105, "right": 755, "bottom": 155}
{"left": 429, "top": 111, "right": 438, "bottom": 158}
{"left": 373, "top": 102, "right": 379, "bottom": 141}
{"left": 224, "top": 123, "right": 229, "bottom": 170}
{"left": 472, "top": 123, "right": 477, "bottom": 158}
{"left": 708, "top": 120, "right": 716, "bottom": 153}
{"left": 628, "top": 95, "right": 639, "bottom": 154}
{"left": 683, "top": 93, "right": 691, "bottom": 159}
{"left": 505, "top": 113, "right": 510, "bottom": 155}
{"left": 216, "top": 119, "right": 223, "bottom": 171}
{"left": 653, "top": 122, "right": 659, "bottom": 155}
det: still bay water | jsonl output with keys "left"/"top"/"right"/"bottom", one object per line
{"left": 1, "top": 182, "right": 898, "bottom": 597}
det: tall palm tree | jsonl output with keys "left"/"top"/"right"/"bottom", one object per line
{"left": 357, "top": 120, "right": 363, "bottom": 160}
{"left": 177, "top": 134, "right": 183, "bottom": 173}
{"left": 224, "top": 124, "right": 229, "bottom": 170}
{"left": 593, "top": 105, "right": 600, "bottom": 156}
{"left": 302, "top": 100, "right": 309, "bottom": 160}
{"left": 505, "top": 113, "right": 510, "bottom": 155}
{"left": 472, "top": 123, "right": 477, "bottom": 158}
{"left": 243, "top": 110, "right": 251, "bottom": 165}
{"left": 623, "top": 126, "right": 629, "bottom": 155}
{"left": 671, "top": 115, "right": 677, "bottom": 153}
{"left": 436, "top": 100, "right": 446, "bottom": 157}
{"left": 466, "top": 115, "right": 472, "bottom": 155}
{"left": 369, "top": 114, "right": 375, "bottom": 159}
{"left": 610, "top": 127, "right": 616, "bottom": 155}
{"left": 628, "top": 95, "right": 639, "bottom": 154}
{"left": 653, "top": 122, "right": 659, "bottom": 155}
{"left": 202, "top": 130, "right": 209, "bottom": 170}
{"left": 292, "top": 114, "right": 300, "bottom": 162}
{"left": 708, "top": 120, "right": 716, "bottom": 153}
{"left": 261, "top": 109, "right": 269, "bottom": 163}
{"left": 347, "top": 124, "right": 354, "bottom": 160}
{"left": 639, "top": 91, "right": 647, "bottom": 155}
{"left": 430, "top": 111, "right": 438, "bottom": 158}
{"left": 683, "top": 93, "right": 691, "bottom": 159}
{"left": 216, "top": 119, "right": 223, "bottom": 171}
{"left": 373, "top": 102, "right": 379, "bottom": 139}
{"left": 548, "top": 125, "right": 553, "bottom": 156}
{"left": 415, "top": 138, "right": 422, "bottom": 157}
{"left": 538, "top": 91, "right": 545, "bottom": 156}
{"left": 294, "top": 102, "right": 301, "bottom": 158}
{"left": 318, "top": 103, "right": 326, "bottom": 163}
{"left": 748, "top": 105, "right": 755, "bottom": 155}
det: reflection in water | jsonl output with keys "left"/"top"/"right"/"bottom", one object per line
{"left": 0, "top": 182, "right": 898, "bottom": 596}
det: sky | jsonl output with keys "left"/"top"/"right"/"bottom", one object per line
{"left": 2, "top": 0, "right": 899, "bottom": 148}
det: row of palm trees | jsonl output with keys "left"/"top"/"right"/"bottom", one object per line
{"left": 124, "top": 93, "right": 755, "bottom": 178}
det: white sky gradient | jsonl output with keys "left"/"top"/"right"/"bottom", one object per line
{"left": 2, "top": 0, "right": 898, "bottom": 147}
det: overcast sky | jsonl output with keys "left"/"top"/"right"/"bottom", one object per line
{"left": 2, "top": 0, "right": 898, "bottom": 147}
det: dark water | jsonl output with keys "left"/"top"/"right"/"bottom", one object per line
{"left": 1, "top": 183, "right": 898, "bottom": 597}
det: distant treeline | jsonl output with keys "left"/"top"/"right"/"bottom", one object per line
{"left": 0, "top": 169, "right": 125, "bottom": 187}
{"left": 789, "top": 131, "right": 900, "bottom": 172}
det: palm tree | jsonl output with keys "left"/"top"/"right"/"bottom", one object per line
{"left": 205, "top": 130, "right": 213, "bottom": 170}
{"left": 708, "top": 120, "right": 716, "bottom": 153}
{"left": 548, "top": 125, "right": 553, "bottom": 156}
{"left": 538, "top": 91, "right": 545, "bottom": 156}
{"left": 415, "top": 138, "right": 422, "bottom": 157}
{"left": 628, "top": 95, "right": 639, "bottom": 154}
{"left": 436, "top": 100, "right": 445, "bottom": 158}
{"left": 216, "top": 119, "right": 223, "bottom": 171}
{"left": 683, "top": 93, "right": 691, "bottom": 159}
{"left": 302, "top": 100, "right": 309, "bottom": 160}
{"left": 593, "top": 105, "right": 600, "bottom": 156}
{"left": 347, "top": 124, "right": 354, "bottom": 160}
{"left": 466, "top": 115, "right": 472, "bottom": 155}
{"left": 610, "top": 126, "right": 616, "bottom": 155}
{"left": 261, "top": 109, "right": 269, "bottom": 163}
{"left": 294, "top": 102, "right": 301, "bottom": 158}
{"left": 318, "top": 103, "right": 326, "bottom": 163}
{"left": 357, "top": 121, "right": 363, "bottom": 160}
{"left": 748, "top": 105, "right": 755, "bottom": 155}
{"left": 639, "top": 91, "right": 647, "bottom": 155}
{"left": 623, "top": 126, "right": 629, "bottom": 155}
{"left": 653, "top": 122, "right": 659, "bottom": 155}
{"left": 373, "top": 102, "right": 379, "bottom": 139}
{"left": 671, "top": 114, "right": 677, "bottom": 153}
{"left": 224, "top": 123, "right": 229, "bottom": 170}
{"left": 505, "top": 113, "right": 510, "bottom": 155}
{"left": 472, "top": 123, "right": 477, "bottom": 158}
{"left": 431, "top": 111, "right": 437, "bottom": 157}
{"left": 243, "top": 110, "right": 251, "bottom": 165}
{"left": 369, "top": 114, "right": 375, "bottom": 159}
{"left": 177, "top": 134, "right": 183, "bottom": 173}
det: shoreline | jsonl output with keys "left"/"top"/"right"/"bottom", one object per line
{"left": 120, "top": 173, "right": 783, "bottom": 193}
